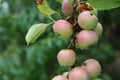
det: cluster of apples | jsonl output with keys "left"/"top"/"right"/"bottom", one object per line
{"left": 53, "top": 0, "right": 103, "bottom": 50}
{"left": 52, "top": 49, "right": 101, "bottom": 80}
{"left": 52, "top": 0, "right": 103, "bottom": 80}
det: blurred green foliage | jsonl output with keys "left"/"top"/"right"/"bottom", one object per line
{"left": 0, "top": 0, "right": 120, "bottom": 80}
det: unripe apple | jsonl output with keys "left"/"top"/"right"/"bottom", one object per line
{"left": 69, "top": 67, "right": 89, "bottom": 80}
{"left": 76, "top": 30, "right": 98, "bottom": 49}
{"left": 52, "top": 75, "right": 68, "bottom": 80}
{"left": 62, "top": 71, "right": 69, "bottom": 78}
{"left": 91, "top": 8, "right": 98, "bottom": 16}
{"left": 75, "top": 33, "right": 81, "bottom": 49}
{"left": 62, "top": 0, "right": 73, "bottom": 16}
{"left": 94, "top": 23, "right": 103, "bottom": 37}
{"left": 78, "top": 11, "right": 98, "bottom": 29}
{"left": 57, "top": 49, "right": 76, "bottom": 66}
{"left": 81, "top": 59, "right": 101, "bottom": 78}
{"left": 53, "top": 20, "right": 73, "bottom": 39}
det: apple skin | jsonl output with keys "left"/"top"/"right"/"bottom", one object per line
{"left": 57, "top": 49, "right": 76, "bottom": 66}
{"left": 53, "top": 20, "right": 73, "bottom": 39}
{"left": 69, "top": 67, "right": 89, "bottom": 80}
{"left": 81, "top": 59, "right": 101, "bottom": 78}
{"left": 76, "top": 30, "right": 98, "bottom": 50}
{"left": 78, "top": 11, "right": 98, "bottom": 29}
{"left": 94, "top": 23, "right": 103, "bottom": 37}
{"left": 62, "top": 0, "right": 73, "bottom": 16}
{"left": 52, "top": 75, "right": 68, "bottom": 80}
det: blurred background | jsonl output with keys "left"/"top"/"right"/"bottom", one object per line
{"left": 0, "top": 0, "right": 120, "bottom": 80}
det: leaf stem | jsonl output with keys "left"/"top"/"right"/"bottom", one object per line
{"left": 49, "top": 16, "right": 55, "bottom": 22}
{"left": 56, "top": 12, "right": 63, "bottom": 19}
{"left": 48, "top": 22, "right": 54, "bottom": 26}
{"left": 67, "top": 43, "right": 72, "bottom": 49}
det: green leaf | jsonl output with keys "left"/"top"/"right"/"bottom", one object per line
{"left": 92, "top": 78, "right": 102, "bottom": 80}
{"left": 25, "top": 23, "right": 49, "bottom": 45}
{"left": 88, "top": 0, "right": 120, "bottom": 10}
{"left": 37, "top": 0, "right": 56, "bottom": 17}
{"left": 56, "top": 0, "right": 62, "bottom": 3}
